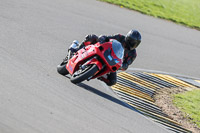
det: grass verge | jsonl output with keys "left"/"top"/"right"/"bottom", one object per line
{"left": 100, "top": 0, "right": 200, "bottom": 29}
{"left": 173, "top": 89, "right": 200, "bottom": 128}
{"left": 154, "top": 87, "right": 200, "bottom": 132}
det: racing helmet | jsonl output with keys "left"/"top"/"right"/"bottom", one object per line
{"left": 125, "top": 30, "right": 141, "bottom": 50}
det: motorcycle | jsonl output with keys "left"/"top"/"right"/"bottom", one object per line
{"left": 57, "top": 39, "right": 124, "bottom": 84}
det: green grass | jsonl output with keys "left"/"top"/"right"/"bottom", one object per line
{"left": 173, "top": 89, "right": 200, "bottom": 128}
{"left": 100, "top": 0, "right": 200, "bottom": 29}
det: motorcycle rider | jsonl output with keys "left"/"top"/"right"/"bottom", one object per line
{"left": 68, "top": 29, "right": 141, "bottom": 86}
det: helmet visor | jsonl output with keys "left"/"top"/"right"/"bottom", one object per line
{"left": 126, "top": 39, "right": 140, "bottom": 50}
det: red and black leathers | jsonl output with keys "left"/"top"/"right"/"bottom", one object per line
{"left": 79, "top": 34, "right": 137, "bottom": 86}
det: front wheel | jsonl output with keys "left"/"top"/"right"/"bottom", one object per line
{"left": 70, "top": 64, "right": 99, "bottom": 84}
{"left": 57, "top": 61, "right": 69, "bottom": 75}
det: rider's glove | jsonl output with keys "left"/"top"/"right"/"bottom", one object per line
{"left": 119, "top": 63, "right": 128, "bottom": 71}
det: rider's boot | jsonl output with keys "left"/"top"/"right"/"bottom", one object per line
{"left": 97, "top": 72, "right": 117, "bottom": 86}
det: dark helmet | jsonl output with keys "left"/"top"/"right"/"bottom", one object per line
{"left": 125, "top": 30, "right": 141, "bottom": 50}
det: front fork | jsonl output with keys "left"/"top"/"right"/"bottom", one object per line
{"left": 67, "top": 50, "right": 72, "bottom": 61}
{"left": 63, "top": 49, "right": 75, "bottom": 65}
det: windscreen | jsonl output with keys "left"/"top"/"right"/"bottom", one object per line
{"left": 111, "top": 40, "right": 124, "bottom": 59}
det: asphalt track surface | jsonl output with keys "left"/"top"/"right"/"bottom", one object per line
{"left": 0, "top": 0, "right": 200, "bottom": 133}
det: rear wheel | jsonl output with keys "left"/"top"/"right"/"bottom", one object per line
{"left": 57, "top": 61, "right": 69, "bottom": 75}
{"left": 70, "top": 64, "right": 99, "bottom": 84}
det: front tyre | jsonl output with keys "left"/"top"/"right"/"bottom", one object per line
{"left": 70, "top": 64, "right": 99, "bottom": 84}
{"left": 57, "top": 61, "right": 69, "bottom": 75}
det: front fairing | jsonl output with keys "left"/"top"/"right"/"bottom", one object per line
{"left": 104, "top": 40, "right": 124, "bottom": 67}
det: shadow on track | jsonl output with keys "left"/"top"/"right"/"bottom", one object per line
{"left": 76, "top": 82, "right": 141, "bottom": 114}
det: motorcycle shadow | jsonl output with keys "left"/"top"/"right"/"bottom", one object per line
{"left": 76, "top": 82, "right": 140, "bottom": 113}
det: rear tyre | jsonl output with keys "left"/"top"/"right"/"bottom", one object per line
{"left": 70, "top": 64, "right": 98, "bottom": 84}
{"left": 57, "top": 61, "right": 69, "bottom": 75}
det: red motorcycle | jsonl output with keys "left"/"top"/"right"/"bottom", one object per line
{"left": 57, "top": 39, "right": 124, "bottom": 84}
